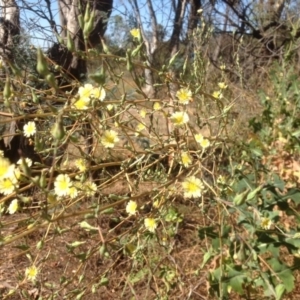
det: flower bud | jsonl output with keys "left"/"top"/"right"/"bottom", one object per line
{"left": 67, "top": 31, "right": 75, "bottom": 52}
{"left": 36, "top": 48, "right": 49, "bottom": 77}
{"left": 3, "top": 77, "right": 11, "bottom": 99}
{"left": 51, "top": 116, "right": 65, "bottom": 141}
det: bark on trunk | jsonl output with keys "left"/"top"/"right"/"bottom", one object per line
{"left": 49, "top": 0, "right": 113, "bottom": 81}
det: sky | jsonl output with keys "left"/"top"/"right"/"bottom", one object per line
{"left": 15, "top": 0, "right": 178, "bottom": 48}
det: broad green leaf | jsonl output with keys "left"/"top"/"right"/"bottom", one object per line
{"left": 229, "top": 274, "right": 245, "bottom": 295}
{"left": 275, "top": 284, "right": 286, "bottom": 300}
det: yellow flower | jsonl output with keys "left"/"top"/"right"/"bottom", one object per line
{"left": 101, "top": 130, "right": 119, "bottom": 148}
{"left": 261, "top": 217, "right": 272, "bottom": 230}
{"left": 200, "top": 138, "right": 210, "bottom": 149}
{"left": 176, "top": 88, "right": 192, "bottom": 104}
{"left": 130, "top": 28, "right": 141, "bottom": 39}
{"left": 218, "top": 82, "right": 227, "bottom": 89}
{"left": 23, "top": 121, "right": 36, "bottom": 137}
{"left": 182, "top": 176, "right": 204, "bottom": 198}
{"left": 217, "top": 175, "right": 226, "bottom": 185}
{"left": 54, "top": 174, "right": 72, "bottom": 197}
{"left": 140, "top": 109, "right": 147, "bottom": 118}
{"left": 73, "top": 97, "right": 90, "bottom": 110}
{"left": 212, "top": 91, "right": 222, "bottom": 99}
{"left": 106, "top": 104, "right": 114, "bottom": 111}
{"left": 126, "top": 200, "right": 137, "bottom": 215}
{"left": 170, "top": 111, "right": 189, "bottom": 126}
{"left": 144, "top": 218, "right": 157, "bottom": 232}
{"left": 181, "top": 151, "right": 192, "bottom": 167}
{"left": 25, "top": 265, "right": 38, "bottom": 282}
{"left": 153, "top": 102, "right": 162, "bottom": 111}
{"left": 69, "top": 186, "right": 78, "bottom": 199}
{"left": 195, "top": 133, "right": 204, "bottom": 144}
{"left": 84, "top": 181, "right": 97, "bottom": 197}
{"left": 91, "top": 86, "right": 106, "bottom": 101}
{"left": 78, "top": 83, "right": 93, "bottom": 99}
{"left": 7, "top": 199, "right": 19, "bottom": 214}
{"left": 135, "top": 123, "right": 146, "bottom": 136}
{"left": 0, "top": 177, "right": 18, "bottom": 195}
{"left": 75, "top": 159, "right": 87, "bottom": 172}
{"left": 17, "top": 157, "right": 33, "bottom": 167}
{"left": 0, "top": 150, "right": 4, "bottom": 157}
{"left": 0, "top": 157, "right": 11, "bottom": 179}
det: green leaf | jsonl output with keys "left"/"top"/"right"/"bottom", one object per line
{"left": 233, "top": 189, "right": 249, "bottom": 206}
{"left": 246, "top": 185, "right": 264, "bottom": 202}
{"left": 282, "top": 188, "right": 300, "bottom": 204}
{"left": 129, "top": 268, "right": 149, "bottom": 284}
{"left": 278, "top": 268, "right": 294, "bottom": 293}
{"left": 229, "top": 274, "right": 245, "bottom": 295}
{"left": 201, "top": 249, "right": 213, "bottom": 268}
{"left": 275, "top": 284, "right": 286, "bottom": 300}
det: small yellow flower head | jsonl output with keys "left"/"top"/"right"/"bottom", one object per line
{"left": 78, "top": 83, "right": 93, "bottom": 99}
{"left": 261, "top": 217, "right": 272, "bottom": 230}
{"left": 17, "top": 157, "right": 33, "bottom": 167}
{"left": 217, "top": 175, "right": 227, "bottom": 185}
{"left": 195, "top": 133, "right": 204, "bottom": 144}
{"left": 75, "top": 158, "right": 87, "bottom": 172}
{"left": 0, "top": 150, "right": 4, "bottom": 157}
{"left": 126, "top": 200, "right": 137, "bottom": 215}
{"left": 54, "top": 174, "right": 72, "bottom": 197}
{"left": 218, "top": 82, "right": 227, "bottom": 89}
{"left": 181, "top": 151, "right": 192, "bottom": 167}
{"left": 69, "top": 186, "right": 78, "bottom": 199}
{"left": 23, "top": 121, "right": 36, "bottom": 137}
{"left": 135, "top": 123, "right": 146, "bottom": 136}
{"left": 144, "top": 218, "right": 157, "bottom": 232}
{"left": 170, "top": 111, "right": 189, "bottom": 126}
{"left": 0, "top": 157, "right": 11, "bottom": 179}
{"left": 101, "top": 130, "right": 119, "bottom": 148}
{"left": 212, "top": 91, "right": 222, "bottom": 99}
{"left": 92, "top": 86, "right": 106, "bottom": 101}
{"left": 140, "top": 109, "right": 147, "bottom": 118}
{"left": 7, "top": 199, "right": 19, "bottom": 214}
{"left": 130, "top": 28, "right": 141, "bottom": 40}
{"left": 176, "top": 88, "right": 192, "bottom": 105}
{"left": 200, "top": 138, "right": 210, "bottom": 149}
{"left": 84, "top": 181, "right": 97, "bottom": 196}
{"left": 25, "top": 265, "right": 38, "bottom": 282}
{"left": 0, "top": 177, "right": 18, "bottom": 195}
{"left": 106, "top": 104, "right": 114, "bottom": 111}
{"left": 182, "top": 176, "right": 204, "bottom": 198}
{"left": 153, "top": 102, "right": 162, "bottom": 111}
{"left": 220, "top": 64, "right": 226, "bottom": 70}
{"left": 73, "top": 97, "right": 90, "bottom": 110}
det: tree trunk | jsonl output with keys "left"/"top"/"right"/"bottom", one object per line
{"left": 49, "top": 0, "right": 113, "bottom": 81}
